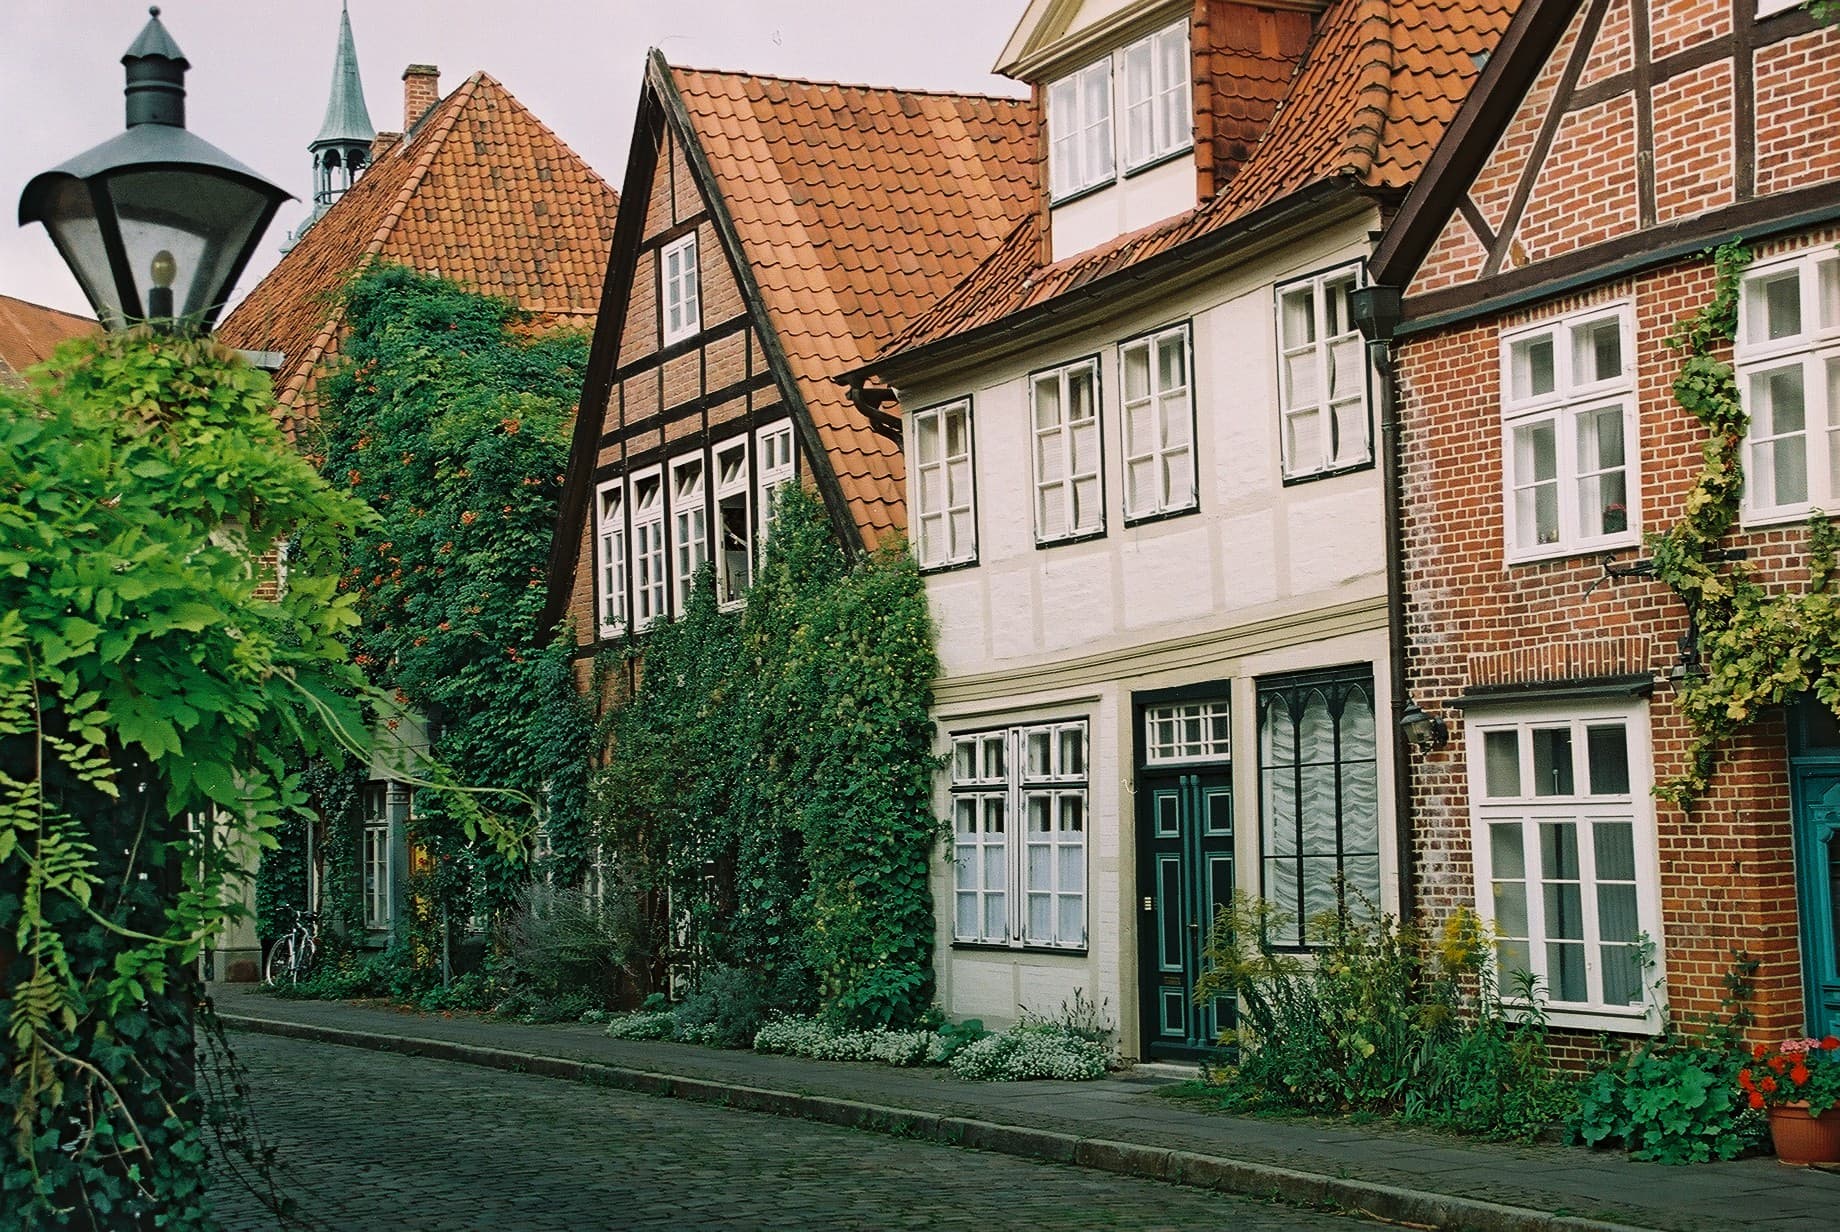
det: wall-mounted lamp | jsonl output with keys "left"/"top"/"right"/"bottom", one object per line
{"left": 1399, "top": 700, "right": 1449, "bottom": 753}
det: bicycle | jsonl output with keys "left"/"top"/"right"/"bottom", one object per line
{"left": 264, "top": 907, "right": 319, "bottom": 986}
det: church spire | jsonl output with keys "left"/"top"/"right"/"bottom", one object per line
{"left": 293, "top": 2, "right": 375, "bottom": 243}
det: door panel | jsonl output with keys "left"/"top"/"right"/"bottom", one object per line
{"left": 1793, "top": 769, "right": 1840, "bottom": 1038}
{"left": 1138, "top": 770, "right": 1233, "bottom": 1059}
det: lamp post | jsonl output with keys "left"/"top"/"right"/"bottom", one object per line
{"left": 18, "top": 6, "right": 290, "bottom": 333}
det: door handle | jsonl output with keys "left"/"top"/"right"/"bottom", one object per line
{"left": 1142, "top": 897, "right": 1154, "bottom": 912}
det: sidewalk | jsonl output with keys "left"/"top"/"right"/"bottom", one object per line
{"left": 210, "top": 984, "right": 1836, "bottom": 1232}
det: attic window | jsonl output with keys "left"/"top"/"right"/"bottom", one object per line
{"left": 1048, "top": 19, "right": 1191, "bottom": 202}
{"left": 1122, "top": 21, "right": 1190, "bottom": 170}
{"left": 662, "top": 232, "right": 700, "bottom": 345}
{"left": 1048, "top": 60, "right": 1115, "bottom": 200}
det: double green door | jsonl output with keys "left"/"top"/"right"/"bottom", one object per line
{"left": 1792, "top": 767, "right": 1840, "bottom": 1038}
{"left": 1137, "top": 770, "right": 1234, "bottom": 1060}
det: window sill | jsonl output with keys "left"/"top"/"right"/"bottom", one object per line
{"left": 950, "top": 940, "right": 1089, "bottom": 958}
{"left": 1035, "top": 528, "right": 1107, "bottom": 551}
{"left": 1122, "top": 145, "right": 1193, "bottom": 181}
{"left": 1740, "top": 505, "right": 1829, "bottom": 533}
{"left": 1049, "top": 178, "right": 1116, "bottom": 209}
{"left": 1504, "top": 533, "right": 1641, "bottom": 567}
{"left": 919, "top": 556, "right": 980, "bottom": 577}
{"left": 1505, "top": 999, "right": 1662, "bottom": 1036}
{"left": 1281, "top": 457, "right": 1376, "bottom": 487}
{"left": 1122, "top": 502, "right": 1200, "bottom": 530}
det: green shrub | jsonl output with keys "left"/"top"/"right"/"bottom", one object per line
{"left": 949, "top": 1023, "right": 1109, "bottom": 1082}
{"left": 1573, "top": 1044, "right": 1761, "bottom": 1163}
{"left": 674, "top": 965, "right": 770, "bottom": 1049}
{"left": 752, "top": 1014, "right": 936, "bottom": 1065}
{"left": 606, "top": 1011, "right": 678, "bottom": 1041}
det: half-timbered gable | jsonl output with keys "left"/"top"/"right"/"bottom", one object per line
{"left": 1370, "top": 1, "right": 1840, "bottom": 1042}
{"left": 544, "top": 52, "right": 1035, "bottom": 658}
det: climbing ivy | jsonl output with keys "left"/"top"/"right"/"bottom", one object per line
{"left": 593, "top": 486, "right": 942, "bottom": 1027}
{"left": 1648, "top": 241, "right": 1840, "bottom": 803}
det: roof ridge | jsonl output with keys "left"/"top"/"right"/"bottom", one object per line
{"left": 0, "top": 294, "right": 95, "bottom": 327}
{"left": 668, "top": 60, "right": 1027, "bottom": 106}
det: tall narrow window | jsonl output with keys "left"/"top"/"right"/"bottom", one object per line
{"left": 662, "top": 233, "right": 700, "bottom": 345}
{"left": 1120, "top": 325, "right": 1197, "bottom": 520}
{"left": 949, "top": 720, "right": 1087, "bottom": 949}
{"left": 1277, "top": 265, "right": 1371, "bottom": 478}
{"left": 594, "top": 479, "right": 626, "bottom": 638}
{"left": 756, "top": 422, "right": 796, "bottom": 542}
{"left": 1031, "top": 357, "right": 1104, "bottom": 543}
{"left": 1047, "top": 59, "right": 1115, "bottom": 200}
{"left": 630, "top": 469, "right": 667, "bottom": 628}
{"left": 1500, "top": 305, "right": 1638, "bottom": 559}
{"left": 1739, "top": 247, "right": 1840, "bottom": 520}
{"left": 360, "top": 782, "right": 391, "bottom": 931}
{"left": 1469, "top": 705, "right": 1660, "bottom": 1027}
{"left": 1258, "top": 668, "right": 1381, "bottom": 947}
{"left": 1122, "top": 20, "right": 1191, "bottom": 169}
{"left": 911, "top": 399, "right": 977, "bottom": 567}
{"left": 713, "top": 441, "right": 751, "bottom": 607}
{"left": 669, "top": 455, "right": 708, "bottom": 613}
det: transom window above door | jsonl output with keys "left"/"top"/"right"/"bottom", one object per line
{"left": 1143, "top": 699, "right": 1230, "bottom": 765}
{"left": 1499, "top": 304, "right": 1638, "bottom": 562}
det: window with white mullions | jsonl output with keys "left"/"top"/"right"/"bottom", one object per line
{"left": 1739, "top": 248, "right": 1840, "bottom": 520}
{"left": 1500, "top": 305, "right": 1637, "bottom": 559}
{"left": 1120, "top": 325, "right": 1196, "bottom": 520}
{"left": 1048, "top": 59, "right": 1114, "bottom": 200}
{"left": 912, "top": 399, "right": 977, "bottom": 567}
{"left": 713, "top": 441, "right": 751, "bottom": 608}
{"left": 662, "top": 233, "right": 700, "bottom": 345}
{"left": 1031, "top": 358, "right": 1104, "bottom": 542}
{"left": 669, "top": 455, "right": 707, "bottom": 614}
{"left": 756, "top": 422, "right": 796, "bottom": 544}
{"left": 1122, "top": 21, "right": 1191, "bottom": 169}
{"left": 948, "top": 720, "right": 1087, "bottom": 949}
{"left": 1469, "top": 707, "right": 1658, "bottom": 1021}
{"left": 1144, "top": 700, "right": 1231, "bottom": 765}
{"left": 360, "top": 782, "right": 391, "bottom": 930}
{"left": 594, "top": 479, "right": 626, "bottom": 637}
{"left": 1277, "top": 266, "right": 1370, "bottom": 478}
{"left": 630, "top": 469, "right": 667, "bottom": 628}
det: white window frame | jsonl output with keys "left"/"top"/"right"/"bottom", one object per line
{"left": 662, "top": 232, "right": 701, "bottom": 346}
{"left": 1756, "top": 0, "right": 1799, "bottom": 15}
{"left": 1047, "top": 58, "right": 1115, "bottom": 201}
{"left": 1277, "top": 264, "right": 1372, "bottom": 479}
{"left": 594, "top": 478, "right": 626, "bottom": 638}
{"left": 1030, "top": 356, "right": 1105, "bottom": 543}
{"left": 949, "top": 720, "right": 1088, "bottom": 950}
{"left": 629, "top": 467, "right": 667, "bottom": 629}
{"left": 911, "top": 398, "right": 978, "bottom": 568}
{"left": 360, "top": 783, "right": 391, "bottom": 931}
{"left": 1119, "top": 323, "right": 1197, "bottom": 521}
{"left": 1121, "top": 19, "right": 1191, "bottom": 171}
{"left": 1499, "top": 303, "right": 1639, "bottom": 562}
{"left": 1738, "top": 245, "right": 1840, "bottom": 525}
{"left": 669, "top": 453, "right": 708, "bottom": 614}
{"left": 1143, "top": 700, "right": 1231, "bottom": 766}
{"left": 713, "top": 440, "right": 752, "bottom": 610}
{"left": 1466, "top": 700, "right": 1664, "bottom": 1033}
{"left": 755, "top": 421, "right": 796, "bottom": 545}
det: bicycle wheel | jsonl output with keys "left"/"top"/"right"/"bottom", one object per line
{"left": 293, "top": 936, "right": 317, "bottom": 982}
{"left": 263, "top": 938, "right": 295, "bottom": 986}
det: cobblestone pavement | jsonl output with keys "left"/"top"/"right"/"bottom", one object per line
{"left": 211, "top": 1032, "right": 1385, "bottom": 1232}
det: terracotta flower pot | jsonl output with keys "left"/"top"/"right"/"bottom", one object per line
{"left": 1768, "top": 1102, "right": 1840, "bottom": 1165}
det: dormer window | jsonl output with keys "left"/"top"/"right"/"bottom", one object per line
{"left": 1047, "top": 19, "right": 1191, "bottom": 202}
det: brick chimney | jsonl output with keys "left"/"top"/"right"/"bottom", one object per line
{"left": 370, "top": 131, "right": 402, "bottom": 161}
{"left": 402, "top": 64, "right": 440, "bottom": 131}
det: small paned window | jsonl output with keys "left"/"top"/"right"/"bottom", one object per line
{"left": 713, "top": 442, "right": 751, "bottom": 608}
{"left": 594, "top": 479, "right": 626, "bottom": 638}
{"left": 912, "top": 399, "right": 977, "bottom": 567}
{"left": 1499, "top": 305, "right": 1638, "bottom": 560}
{"left": 670, "top": 455, "right": 708, "bottom": 614}
{"left": 361, "top": 783, "right": 392, "bottom": 930}
{"left": 756, "top": 422, "right": 796, "bottom": 544}
{"left": 950, "top": 721, "right": 1088, "bottom": 949}
{"left": 1738, "top": 247, "right": 1840, "bottom": 521}
{"left": 1277, "top": 265, "right": 1371, "bottom": 478}
{"left": 630, "top": 470, "right": 667, "bottom": 628}
{"left": 662, "top": 233, "right": 701, "bottom": 345}
{"left": 1144, "top": 700, "right": 1231, "bottom": 765}
{"left": 1047, "top": 59, "right": 1115, "bottom": 200}
{"left": 1258, "top": 668, "right": 1381, "bottom": 948}
{"left": 1469, "top": 706, "right": 1659, "bottom": 1025}
{"left": 1120, "top": 325, "right": 1197, "bottom": 520}
{"left": 1122, "top": 21, "right": 1191, "bottom": 169}
{"left": 1031, "top": 358, "right": 1104, "bottom": 543}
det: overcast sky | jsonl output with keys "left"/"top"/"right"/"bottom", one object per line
{"left": 0, "top": 1, "right": 1031, "bottom": 317}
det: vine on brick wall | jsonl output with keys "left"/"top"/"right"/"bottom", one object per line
{"left": 592, "top": 486, "right": 942, "bottom": 1027}
{"left": 1649, "top": 242, "right": 1840, "bottom": 804}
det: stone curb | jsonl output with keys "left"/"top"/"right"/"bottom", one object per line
{"left": 219, "top": 1012, "right": 1659, "bottom": 1232}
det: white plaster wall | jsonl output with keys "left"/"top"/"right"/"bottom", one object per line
{"left": 1051, "top": 156, "right": 1196, "bottom": 261}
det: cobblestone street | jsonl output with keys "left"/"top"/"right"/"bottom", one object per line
{"left": 211, "top": 1033, "right": 1384, "bottom": 1232}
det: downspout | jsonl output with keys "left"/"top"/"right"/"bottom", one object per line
{"left": 1352, "top": 284, "right": 1415, "bottom": 923}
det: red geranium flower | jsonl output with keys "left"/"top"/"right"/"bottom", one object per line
{"left": 1824, "top": 1036, "right": 1840, "bottom": 1051}
{"left": 1749, "top": 1091, "right": 1767, "bottom": 1110}
{"left": 1792, "top": 1063, "right": 1811, "bottom": 1086}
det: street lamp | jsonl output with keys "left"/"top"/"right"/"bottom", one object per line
{"left": 17, "top": 6, "right": 290, "bottom": 332}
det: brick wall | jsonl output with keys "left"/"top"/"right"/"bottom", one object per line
{"left": 1395, "top": 237, "right": 1840, "bottom": 1039}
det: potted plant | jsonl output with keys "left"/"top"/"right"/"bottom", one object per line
{"left": 1739, "top": 1036, "right": 1840, "bottom": 1164}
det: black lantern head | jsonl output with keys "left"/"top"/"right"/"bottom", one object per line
{"left": 18, "top": 7, "right": 291, "bottom": 332}
{"left": 1400, "top": 699, "right": 1450, "bottom": 753}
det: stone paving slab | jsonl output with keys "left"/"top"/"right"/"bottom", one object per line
{"left": 209, "top": 984, "right": 1840, "bottom": 1232}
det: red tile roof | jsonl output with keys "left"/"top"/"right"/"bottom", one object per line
{"left": 218, "top": 72, "right": 618, "bottom": 425}
{"left": 0, "top": 294, "right": 96, "bottom": 386}
{"left": 668, "top": 65, "right": 1037, "bottom": 543}
{"left": 877, "top": 0, "right": 1520, "bottom": 361}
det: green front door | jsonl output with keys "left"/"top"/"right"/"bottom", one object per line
{"left": 1137, "top": 770, "right": 1234, "bottom": 1060}
{"left": 1792, "top": 767, "right": 1840, "bottom": 1038}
